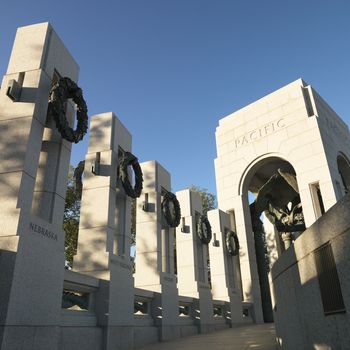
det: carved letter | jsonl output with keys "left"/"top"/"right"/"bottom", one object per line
{"left": 249, "top": 130, "right": 258, "bottom": 140}
{"left": 264, "top": 124, "right": 272, "bottom": 135}
{"left": 277, "top": 118, "right": 285, "bottom": 128}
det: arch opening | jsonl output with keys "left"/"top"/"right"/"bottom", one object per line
{"left": 337, "top": 153, "right": 350, "bottom": 196}
{"left": 243, "top": 156, "right": 306, "bottom": 323}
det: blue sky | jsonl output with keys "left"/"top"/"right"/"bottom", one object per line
{"left": 1, "top": 0, "right": 349, "bottom": 197}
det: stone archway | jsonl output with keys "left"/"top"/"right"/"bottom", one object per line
{"left": 337, "top": 152, "right": 350, "bottom": 195}
{"left": 241, "top": 156, "right": 305, "bottom": 322}
{"left": 214, "top": 79, "right": 350, "bottom": 325}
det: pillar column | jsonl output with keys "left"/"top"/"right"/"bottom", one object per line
{"left": 134, "top": 160, "right": 180, "bottom": 341}
{"left": 74, "top": 113, "right": 134, "bottom": 350}
{"left": 234, "top": 196, "right": 264, "bottom": 323}
{"left": 0, "top": 22, "right": 79, "bottom": 349}
{"left": 208, "top": 209, "right": 243, "bottom": 325}
{"left": 175, "top": 189, "right": 215, "bottom": 333}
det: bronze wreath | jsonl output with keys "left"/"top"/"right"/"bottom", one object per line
{"left": 48, "top": 77, "right": 88, "bottom": 143}
{"left": 161, "top": 191, "right": 181, "bottom": 227}
{"left": 62, "top": 291, "right": 88, "bottom": 310}
{"left": 134, "top": 301, "right": 148, "bottom": 314}
{"left": 196, "top": 215, "right": 212, "bottom": 244}
{"left": 225, "top": 230, "right": 239, "bottom": 256}
{"left": 118, "top": 151, "right": 143, "bottom": 198}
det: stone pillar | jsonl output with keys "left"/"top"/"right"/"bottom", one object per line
{"left": 73, "top": 113, "right": 134, "bottom": 349}
{"left": 207, "top": 209, "right": 243, "bottom": 325}
{"left": 0, "top": 23, "right": 79, "bottom": 349}
{"left": 134, "top": 160, "right": 180, "bottom": 341}
{"left": 175, "top": 189, "right": 215, "bottom": 333}
{"left": 234, "top": 196, "right": 264, "bottom": 323}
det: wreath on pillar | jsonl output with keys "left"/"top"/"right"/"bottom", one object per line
{"left": 48, "top": 77, "right": 88, "bottom": 143}
{"left": 161, "top": 191, "right": 181, "bottom": 227}
{"left": 225, "top": 230, "right": 239, "bottom": 256}
{"left": 118, "top": 150, "right": 143, "bottom": 198}
{"left": 196, "top": 215, "right": 212, "bottom": 244}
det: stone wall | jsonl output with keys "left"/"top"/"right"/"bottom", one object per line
{"left": 56, "top": 270, "right": 249, "bottom": 350}
{"left": 271, "top": 193, "right": 350, "bottom": 350}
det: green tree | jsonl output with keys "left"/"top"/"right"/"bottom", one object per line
{"left": 64, "top": 165, "right": 81, "bottom": 267}
{"left": 130, "top": 198, "right": 136, "bottom": 246}
{"left": 189, "top": 185, "right": 217, "bottom": 214}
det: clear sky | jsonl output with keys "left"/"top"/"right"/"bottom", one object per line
{"left": 1, "top": 0, "right": 349, "bottom": 196}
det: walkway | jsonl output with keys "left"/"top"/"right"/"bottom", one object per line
{"left": 139, "top": 323, "right": 277, "bottom": 350}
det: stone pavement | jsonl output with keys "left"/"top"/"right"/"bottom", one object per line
{"left": 138, "top": 323, "right": 277, "bottom": 350}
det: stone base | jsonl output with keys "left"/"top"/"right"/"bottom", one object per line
{"left": 179, "top": 325, "right": 198, "bottom": 337}
{"left": 104, "top": 326, "right": 133, "bottom": 350}
{"left": 0, "top": 325, "right": 60, "bottom": 350}
{"left": 133, "top": 326, "right": 158, "bottom": 348}
{"left": 211, "top": 322, "right": 230, "bottom": 332}
{"left": 198, "top": 324, "right": 212, "bottom": 334}
{"left": 147, "top": 281, "right": 180, "bottom": 342}
{"left": 227, "top": 295, "right": 244, "bottom": 325}
{"left": 59, "top": 327, "right": 103, "bottom": 350}
{"left": 159, "top": 325, "right": 180, "bottom": 341}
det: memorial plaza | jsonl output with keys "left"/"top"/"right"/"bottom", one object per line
{"left": 0, "top": 22, "right": 349, "bottom": 350}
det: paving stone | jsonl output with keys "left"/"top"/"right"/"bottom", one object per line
{"left": 138, "top": 323, "right": 276, "bottom": 350}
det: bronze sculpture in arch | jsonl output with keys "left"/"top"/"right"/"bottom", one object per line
{"left": 337, "top": 152, "right": 350, "bottom": 195}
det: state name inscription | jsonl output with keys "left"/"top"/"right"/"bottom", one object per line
{"left": 29, "top": 222, "right": 58, "bottom": 241}
{"left": 234, "top": 118, "right": 285, "bottom": 148}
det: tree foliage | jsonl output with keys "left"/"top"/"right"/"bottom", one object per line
{"left": 189, "top": 185, "right": 217, "bottom": 214}
{"left": 64, "top": 165, "right": 81, "bottom": 267}
{"left": 130, "top": 198, "right": 136, "bottom": 246}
